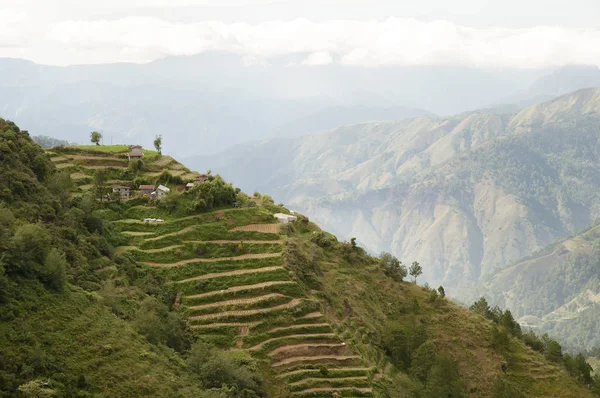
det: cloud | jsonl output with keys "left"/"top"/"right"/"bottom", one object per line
{"left": 2, "top": 15, "right": 600, "bottom": 68}
{"left": 301, "top": 52, "right": 333, "bottom": 66}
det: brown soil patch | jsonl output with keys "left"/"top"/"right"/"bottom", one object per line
{"left": 291, "top": 387, "right": 372, "bottom": 394}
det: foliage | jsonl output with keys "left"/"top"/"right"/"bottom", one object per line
{"left": 90, "top": 131, "right": 102, "bottom": 146}
{"left": 409, "top": 261, "right": 422, "bottom": 283}
{"left": 379, "top": 252, "right": 408, "bottom": 281}
{"left": 154, "top": 135, "right": 163, "bottom": 155}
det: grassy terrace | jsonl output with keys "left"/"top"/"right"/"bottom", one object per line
{"left": 115, "top": 205, "right": 376, "bottom": 396}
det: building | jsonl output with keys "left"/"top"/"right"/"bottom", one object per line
{"left": 128, "top": 145, "right": 144, "bottom": 161}
{"left": 139, "top": 185, "right": 155, "bottom": 196}
{"left": 274, "top": 213, "right": 298, "bottom": 224}
{"left": 195, "top": 174, "right": 209, "bottom": 183}
{"left": 112, "top": 185, "right": 131, "bottom": 198}
{"left": 155, "top": 185, "right": 170, "bottom": 198}
{"left": 186, "top": 182, "right": 195, "bottom": 190}
{"left": 173, "top": 184, "right": 186, "bottom": 192}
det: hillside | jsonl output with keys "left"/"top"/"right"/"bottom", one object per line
{"left": 479, "top": 221, "right": 600, "bottom": 351}
{"left": 1, "top": 119, "right": 598, "bottom": 396}
{"left": 191, "top": 88, "right": 600, "bottom": 293}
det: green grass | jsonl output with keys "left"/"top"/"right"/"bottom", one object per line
{"left": 136, "top": 224, "right": 280, "bottom": 249}
{"left": 186, "top": 295, "right": 294, "bottom": 317}
{"left": 158, "top": 256, "right": 285, "bottom": 281}
{"left": 288, "top": 377, "right": 371, "bottom": 392}
{"left": 0, "top": 283, "right": 204, "bottom": 397}
{"left": 281, "top": 368, "right": 371, "bottom": 384}
{"left": 244, "top": 324, "right": 334, "bottom": 347}
{"left": 127, "top": 242, "right": 282, "bottom": 263}
{"left": 175, "top": 268, "right": 293, "bottom": 296}
{"left": 182, "top": 283, "right": 303, "bottom": 306}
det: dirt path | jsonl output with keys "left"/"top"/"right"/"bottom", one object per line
{"left": 289, "top": 376, "right": 369, "bottom": 387}
{"left": 272, "top": 355, "right": 361, "bottom": 367}
{"left": 268, "top": 323, "right": 330, "bottom": 334}
{"left": 269, "top": 343, "right": 346, "bottom": 356}
{"left": 248, "top": 333, "right": 337, "bottom": 351}
{"left": 189, "top": 299, "right": 302, "bottom": 321}
{"left": 186, "top": 293, "right": 286, "bottom": 311}
{"left": 290, "top": 387, "right": 372, "bottom": 394}
{"left": 231, "top": 224, "right": 280, "bottom": 233}
{"left": 301, "top": 312, "right": 324, "bottom": 319}
{"left": 183, "top": 281, "right": 295, "bottom": 300}
{"left": 174, "top": 266, "right": 285, "bottom": 284}
{"left": 144, "top": 227, "right": 194, "bottom": 241}
{"left": 144, "top": 252, "right": 282, "bottom": 267}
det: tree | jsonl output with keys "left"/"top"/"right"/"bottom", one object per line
{"left": 437, "top": 286, "right": 445, "bottom": 298}
{"left": 90, "top": 131, "right": 102, "bottom": 145}
{"left": 409, "top": 261, "right": 422, "bottom": 283}
{"left": 93, "top": 170, "right": 108, "bottom": 201}
{"left": 470, "top": 297, "right": 491, "bottom": 319}
{"left": 42, "top": 248, "right": 67, "bottom": 292}
{"left": 379, "top": 252, "right": 408, "bottom": 281}
{"left": 153, "top": 135, "right": 162, "bottom": 155}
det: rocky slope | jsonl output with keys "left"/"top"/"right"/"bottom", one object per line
{"left": 192, "top": 88, "right": 600, "bottom": 295}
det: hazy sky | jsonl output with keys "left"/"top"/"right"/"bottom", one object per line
{"left": 1, "top": 0, "right": 599, "bottom": 67}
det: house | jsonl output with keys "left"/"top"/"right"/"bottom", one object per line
{"left": 139, "top": 185, "right": 155, "bottom": 196}
{"left": 195, "top": 174, "right": 209, "bottom": 183}
{"left": 274, "top": 213, "right": 298, "bottom": 224}
{"left": 155, "top": 185, "right": 170, "bottom": 198}
{"left": 186, "top": 182, "right": 195, "bottom": 190}
{"left": 112, "top": 185, "right": 131, "bottom": 198}
{"left": 128, "top": 145, "right": 144, "bottom": 161}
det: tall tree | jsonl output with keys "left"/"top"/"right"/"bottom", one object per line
{"left": 154, "top": 135, "right": 162, "bottom": 155}
{"left": 94, "top": 170, "right": 107, "bottom": 201}
{"left": 90, "top": 131, "right": 102, "bottom": 146}
{"left": 409, "top": 261, "right": 422, "bottom": 284}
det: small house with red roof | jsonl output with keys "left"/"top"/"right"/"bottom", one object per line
{"left": 139, "top": 184, "right": 155, "bottom": 195}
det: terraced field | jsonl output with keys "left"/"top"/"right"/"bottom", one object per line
{"left": 46, "top": 146, "right": 198, "bottom": 194}
{"left": 117, "top": 207, "right": 376, "bottom": 396}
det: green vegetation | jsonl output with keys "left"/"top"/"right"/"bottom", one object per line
{"left": 1, "top": 118, "right": 597, "bottom": 397}
{"left": 90, "top": 131, "right": 102, "bottom": 145}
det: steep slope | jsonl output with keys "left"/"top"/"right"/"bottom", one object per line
{"left": 194, "top": 88, "right": 600, "bottom": 294}
{"left": 480, "top": 221, "right": 600, "bottom": 351}
{"left": 2, "top": 120, "right": 598, "bottom": 397}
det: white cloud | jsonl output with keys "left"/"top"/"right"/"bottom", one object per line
{"left": 301, "top": 52, "right": 333, "bottom": 66}
{"left": 1, "top": 15, "right": 599, "bottom": 68}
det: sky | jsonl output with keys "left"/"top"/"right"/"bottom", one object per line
{"left": 0, "top": 0, "right": 599, "bottom": 67}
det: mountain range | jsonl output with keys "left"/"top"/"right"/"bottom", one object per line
{"left": 189, "top": 87, "right": 600, "bottom": 351}
{"left": 2, "top": 55, "right": 599, "bottom": 158}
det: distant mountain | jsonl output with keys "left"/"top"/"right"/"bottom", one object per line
{"left": 481, "top": 221, "right": 600, "bottom": 351}
{"left": 191, "top": 88, "right": 600, "bottom": 295}
{"left": 272, "top": 105, "right": 435, "bottom": 137}
{"left": 501, "top": 65, "right": 600, "bottom": 108}
{"left": 0, "top": 55, "right": 553, "bottom": 157}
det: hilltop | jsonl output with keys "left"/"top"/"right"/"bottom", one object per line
{"left": 0, "top": 121, "right": 599, "bottom": 397}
